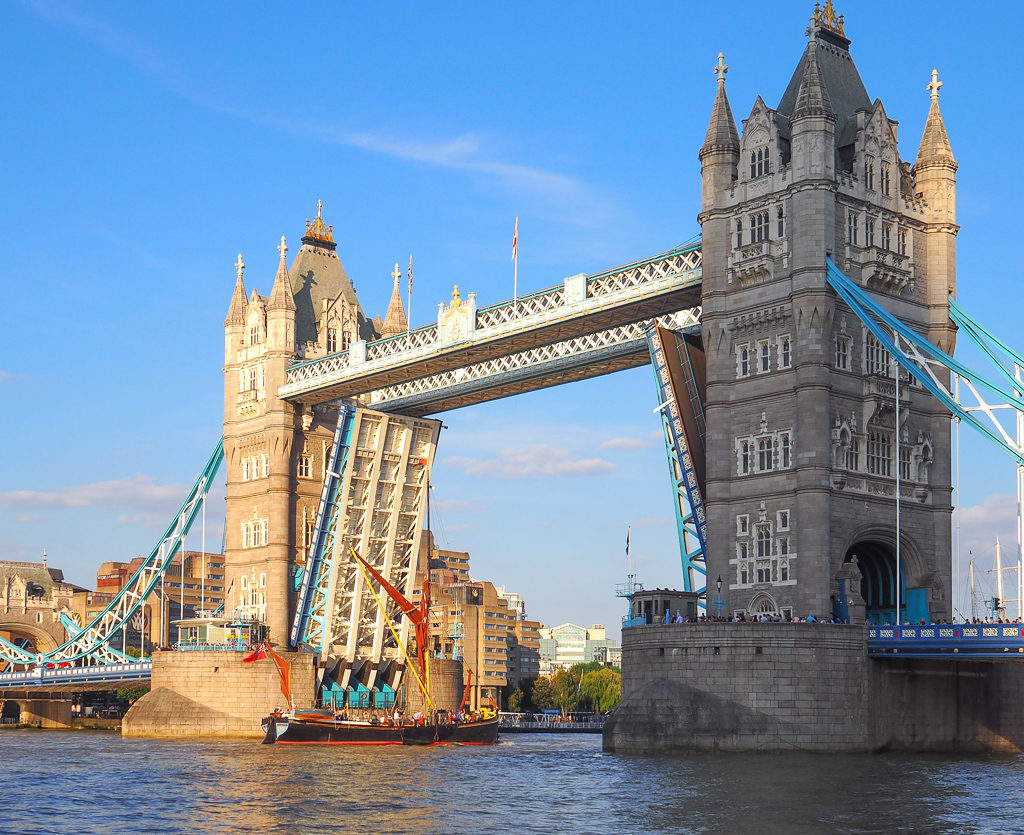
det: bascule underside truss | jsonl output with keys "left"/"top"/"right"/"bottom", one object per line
{"left": 294, "top": 408, "right": 441, "bottom": 693}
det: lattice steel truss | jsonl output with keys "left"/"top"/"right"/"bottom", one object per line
{"left": 0, "top": 441, "right": 224, "bottom": 667}
{"left": 644, "top": 323, "right": 707, "bottom": 598}
{"left": 370, "top": 310, "right": 702, "bottom": 414}
{"left": 292, "top": 408, "right": 441, "bottom": 692}
{"left": 826, "top": 258, "right": 1024, "bottom": 465}
{"left": 282, "top": 244, "right": 702, "bottom": 394}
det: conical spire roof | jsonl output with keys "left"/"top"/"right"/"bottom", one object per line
{"left": 792, "top": 41, "right": 835, "bottom": 120}
{"left": 224, "top": 253, "right": 249, "bottom": 326}
{"left": 380, "top": 263, "right": 409, "bottom": 338}
{"left": 268, "top": 236, "right": 296, "bottom": 311}
{"left": 700, "top": 53, "right": 740, "bottom": 159}
{"left": 915, "top": 69, "right": 956, "bottom": 168}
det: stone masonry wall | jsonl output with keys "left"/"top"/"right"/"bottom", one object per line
{"left": 605, "top": 623, "right": 871, "bottom": 753}
{"left": 122, "top": 650, "right": 315, "bottom": 739}
{"left": 607, "top": 624, "right": 1024, "bottom": 754}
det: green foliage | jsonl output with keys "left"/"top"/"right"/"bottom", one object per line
{"left": 124, "top": 646, "right": 142, "bottom": 659}
{"left": 116, "top": 686, "right": 150, "bottom": 702}
{"left": 530, "top": 675, "right": 557, "bottom": 710}
{"left": 551, "top": 668, "right": 581, "bottom": 715}
{"left": 580, "top": 667, "right": 621, "bottom": 713}
{"left": 507, "top": 687, "right": 525, "bottom": 712}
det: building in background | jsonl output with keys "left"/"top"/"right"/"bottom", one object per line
{"left": 539, "top": 623, "right": 621, "bottom": 674}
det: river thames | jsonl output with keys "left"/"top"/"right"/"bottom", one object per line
{"left": 2, "top": 731, "right": 1023, "bottom": 833}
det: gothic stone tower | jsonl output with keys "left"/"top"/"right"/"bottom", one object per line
{"left": 698, "top": 4, "right": 957, "bottom": 622}
{"left": 222, "top": 206, "right": 406, "bottom": 641}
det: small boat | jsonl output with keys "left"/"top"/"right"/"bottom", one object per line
{"left": 261, "top": 709, "right": 499, "bottom": 746}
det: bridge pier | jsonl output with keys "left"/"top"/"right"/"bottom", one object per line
{"left": 605, "top": 625, "right": 1024, "bottom": 754}
{"left": 7, "top": 697, "right": 73, "bottom": 729}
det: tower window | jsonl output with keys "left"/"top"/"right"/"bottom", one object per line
{"left": 750, "top": 147, "right": 771, "bottom": 179}
{"left": 751, "top": 211, "right": 769, "bottom": 243}
{"left": 846, "top": 211, "right": 859, "bottom": 245}
{"left": 757, "top": 340, "right": 770, "bottom": 373}
{"left": 864, "top": 161, "right": 875, "bottom": 190}
{"left": 757, "top": 437, "right": 773, "bottom": 472}
{"left": 779, "top": 432, "right": 792, "bottom": 468}
{"left": 898, "top": 228, "right": 908, "bottom": 256}
{"left": 835, "top": 335, "right": 850, "bottom": 370}
{"left": 778, "top": 334, "right": 792, "bottom": 369}
{"left": 737, "top": 344, "right": 751, "bottom": 377}
{"left": 846, "top": 437, "right": 861, "bottom": 471}
{"left": 881, "top": 165, "right": 891, "bottom": 196}
{"left": 298, "top": 455, "right": 313, "bottom": 479}
{"left": 867, "top": 431, "right": 893, "bottom": 477}
{"left": 881, "top": 223, "right": 891, "bottom": 251}
{"left": 865, "top": 216, "right": 875, "bottom": 248}
{"left": 756, "top": 524, "right": 772, "bottom": 560}
{"left": 864, "top": 332, "right": 891, "bottom": 377}
{"left": 735, "top": 219, "right": 743, "bottom": 249}
{"left": 739, "top": 440, "right": 752, "bottom": 474}
{"left": 327, "top": 328, "right": 338, "bottom": 353}
{"left": 776, "top": 206, "right": 784, "bottom": 237}
{"left": 249, "top": 326, "right": 258, "bottom": 345}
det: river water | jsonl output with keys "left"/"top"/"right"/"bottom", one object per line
{"left": 2, "top": 731, "right": 1024, "bottom": 834}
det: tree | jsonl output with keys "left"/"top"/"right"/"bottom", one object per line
{"left": 551, "top": 668, "right": 581, "bottom": 716}
{"left": 581, "top": 667, "right": 621, "bottom": 713}
{"left": 531, "top": 675, "right": 557, "bottom": 710}
{"left": 507, "top": 687, "right": 525, "bottom": 712}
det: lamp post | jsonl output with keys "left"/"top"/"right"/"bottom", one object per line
{"left": 713, "top": 575, "right": 725, "bottom": 618}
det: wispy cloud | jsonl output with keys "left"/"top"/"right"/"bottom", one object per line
{"left": 0, "top": 477, "right": 184, "bottom": 511}
{"left": 599, "top": 437, "right": 651, "bottom": 451}
{"left": 959, "top": 493, "right": 1019, "bottom": 560}
{"left": 444, "top": 445, "right": 614, "bottom": 479}
{"left": 0, "top": 371, "right": 13, "bottom": 384}
{"left": 19, "top": 0, "right": 606, "bottom": 216}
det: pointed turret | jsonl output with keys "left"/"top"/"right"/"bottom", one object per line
{"left": 792, "top": 41, "right": 835, "bottom": 121}
{"left": 700, "top": 52, "right": 740, "bottom": 159}
{"left": 699, "top": 52, "right": 740, "bottom": 211}
{"left": 914, "top": 69, "right": 956, "bottom": 170}
{"left": 224, "top": 253, "right": 248, "bottom": 327}
{"left": 268, "top": 236, "right": 296, "bottom": 312}
{"left": 380, "top": 263, "right": 409, "bottom": 338}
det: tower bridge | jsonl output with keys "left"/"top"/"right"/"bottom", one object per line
{"left": 10, "top": 2, "right": 1024, "bottom": 749}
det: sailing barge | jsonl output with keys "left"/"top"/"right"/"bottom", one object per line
{"left": 260, "top": 546, "right": 498, "bottom": 746}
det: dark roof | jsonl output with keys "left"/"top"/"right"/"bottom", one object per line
{"left": 777, "top": 28, "right": 871, "bottom": 144}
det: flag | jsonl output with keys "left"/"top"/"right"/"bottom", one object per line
{"left": 243, "top": 643, "right": 268, "bottom": 663}
{"left": 407, "top": 254, "right": 413, "bottom": 295}
{"left": 625, "top": 526, "right": 631, "bottom": 557}
{"left": 512, "top": 216, "right": 518, "bottom": 262}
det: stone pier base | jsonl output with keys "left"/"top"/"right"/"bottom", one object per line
{"left": 122, "top": 649, "right": 315, "bottom": 739}
{"left": 604, "top": 624, "right": 1024, "bottom": 754}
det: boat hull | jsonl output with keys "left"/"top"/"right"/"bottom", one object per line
{"left": 262, "top": 715, "right": 499, "bottom": 746}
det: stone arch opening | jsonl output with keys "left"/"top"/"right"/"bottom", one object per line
{"left": 1, "top": 700, "right": 20, "bottom": 724}
{"left": 845, "top": 540, "right": 926, "bottom": 624}
{"left": 748, "top": 592, "right": 778, "bottom": 619}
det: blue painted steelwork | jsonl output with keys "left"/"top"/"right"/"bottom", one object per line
{"left": 621, "top": 615, "right": 648, "bottom": 629}
{"left": 0, "top": 661, "right": 152, "bottom": 689}
{"left": 58, "top": 614, "right": 134, "bottom": 664}
{"left": 868, "top": 623, "right": 1024, "bottom": 659}
{"left": 825, "top": 258, "right": 1024, "bottom": 466}
{"left": 290, "top": 405, "right": 356, "bottom": 650}
{"left": 0, "top": 440, "right": 224, "bottom": 668}
{"left": 643, "top": 322, "right": 707, "bottom": 597}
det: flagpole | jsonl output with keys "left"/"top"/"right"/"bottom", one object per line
{"left": 512, "top": 216, "right": 519, "bottom": 311}
{"left": 407, "top": 254, "right": 413, "bottom": 335}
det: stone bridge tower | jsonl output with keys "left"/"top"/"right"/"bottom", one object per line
{"left": 222, "top": 205, "right": 402, "bottom": 642}
{"left": 698, "top": 3, "right": 956, "bottom": 623}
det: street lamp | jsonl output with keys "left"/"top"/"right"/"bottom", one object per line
{"left": 714, "top": 575, "right": 725, "bottom": 618}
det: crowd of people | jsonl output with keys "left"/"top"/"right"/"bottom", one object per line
{"left": 662, "top": 611, "right": 844, "bottom": 624}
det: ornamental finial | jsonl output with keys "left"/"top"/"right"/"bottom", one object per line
{"left": 714, "top": 52, "right": 728, "bottom": 84}
{"left": 451, "top": 284, "right": 461, "bottom": 307}
{"left": 927, "top": 68, "right": 942, "bottom": 101}
{"left": 392, "top": 263, "right": 401, "bottom": 285}
{"left": 811, "top": 0, "right": 845, "bottom": 36}
{"left": 278, "top": 236, "right": 288, "bottom": 262}
{"left": 235, "top": 253, "right": 245, "bottom": 280}
{"left": 305, "top": 200, "right": 335, "bottom": 243}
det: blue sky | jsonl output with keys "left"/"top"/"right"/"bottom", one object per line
{"left": 2, "top": 0, "right": 1022, "bottom": 632}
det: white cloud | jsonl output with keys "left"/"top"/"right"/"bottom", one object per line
{"left": 0, "top": 371, "right": 13, "bottom": 383}
{"left": 19, "top": 0, "right": 607, "bottom": 217}
{"left": 444, "top": 445, "right": 614, "bottom": 479}
{"left": 0, "top": 477, "right": 185, "bottom": 511}
{"left": 599, "top": 437, "right": 651, "bottom": 451}
{"left": 958, "top": 493, "right": 1020, "bottom": 561}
